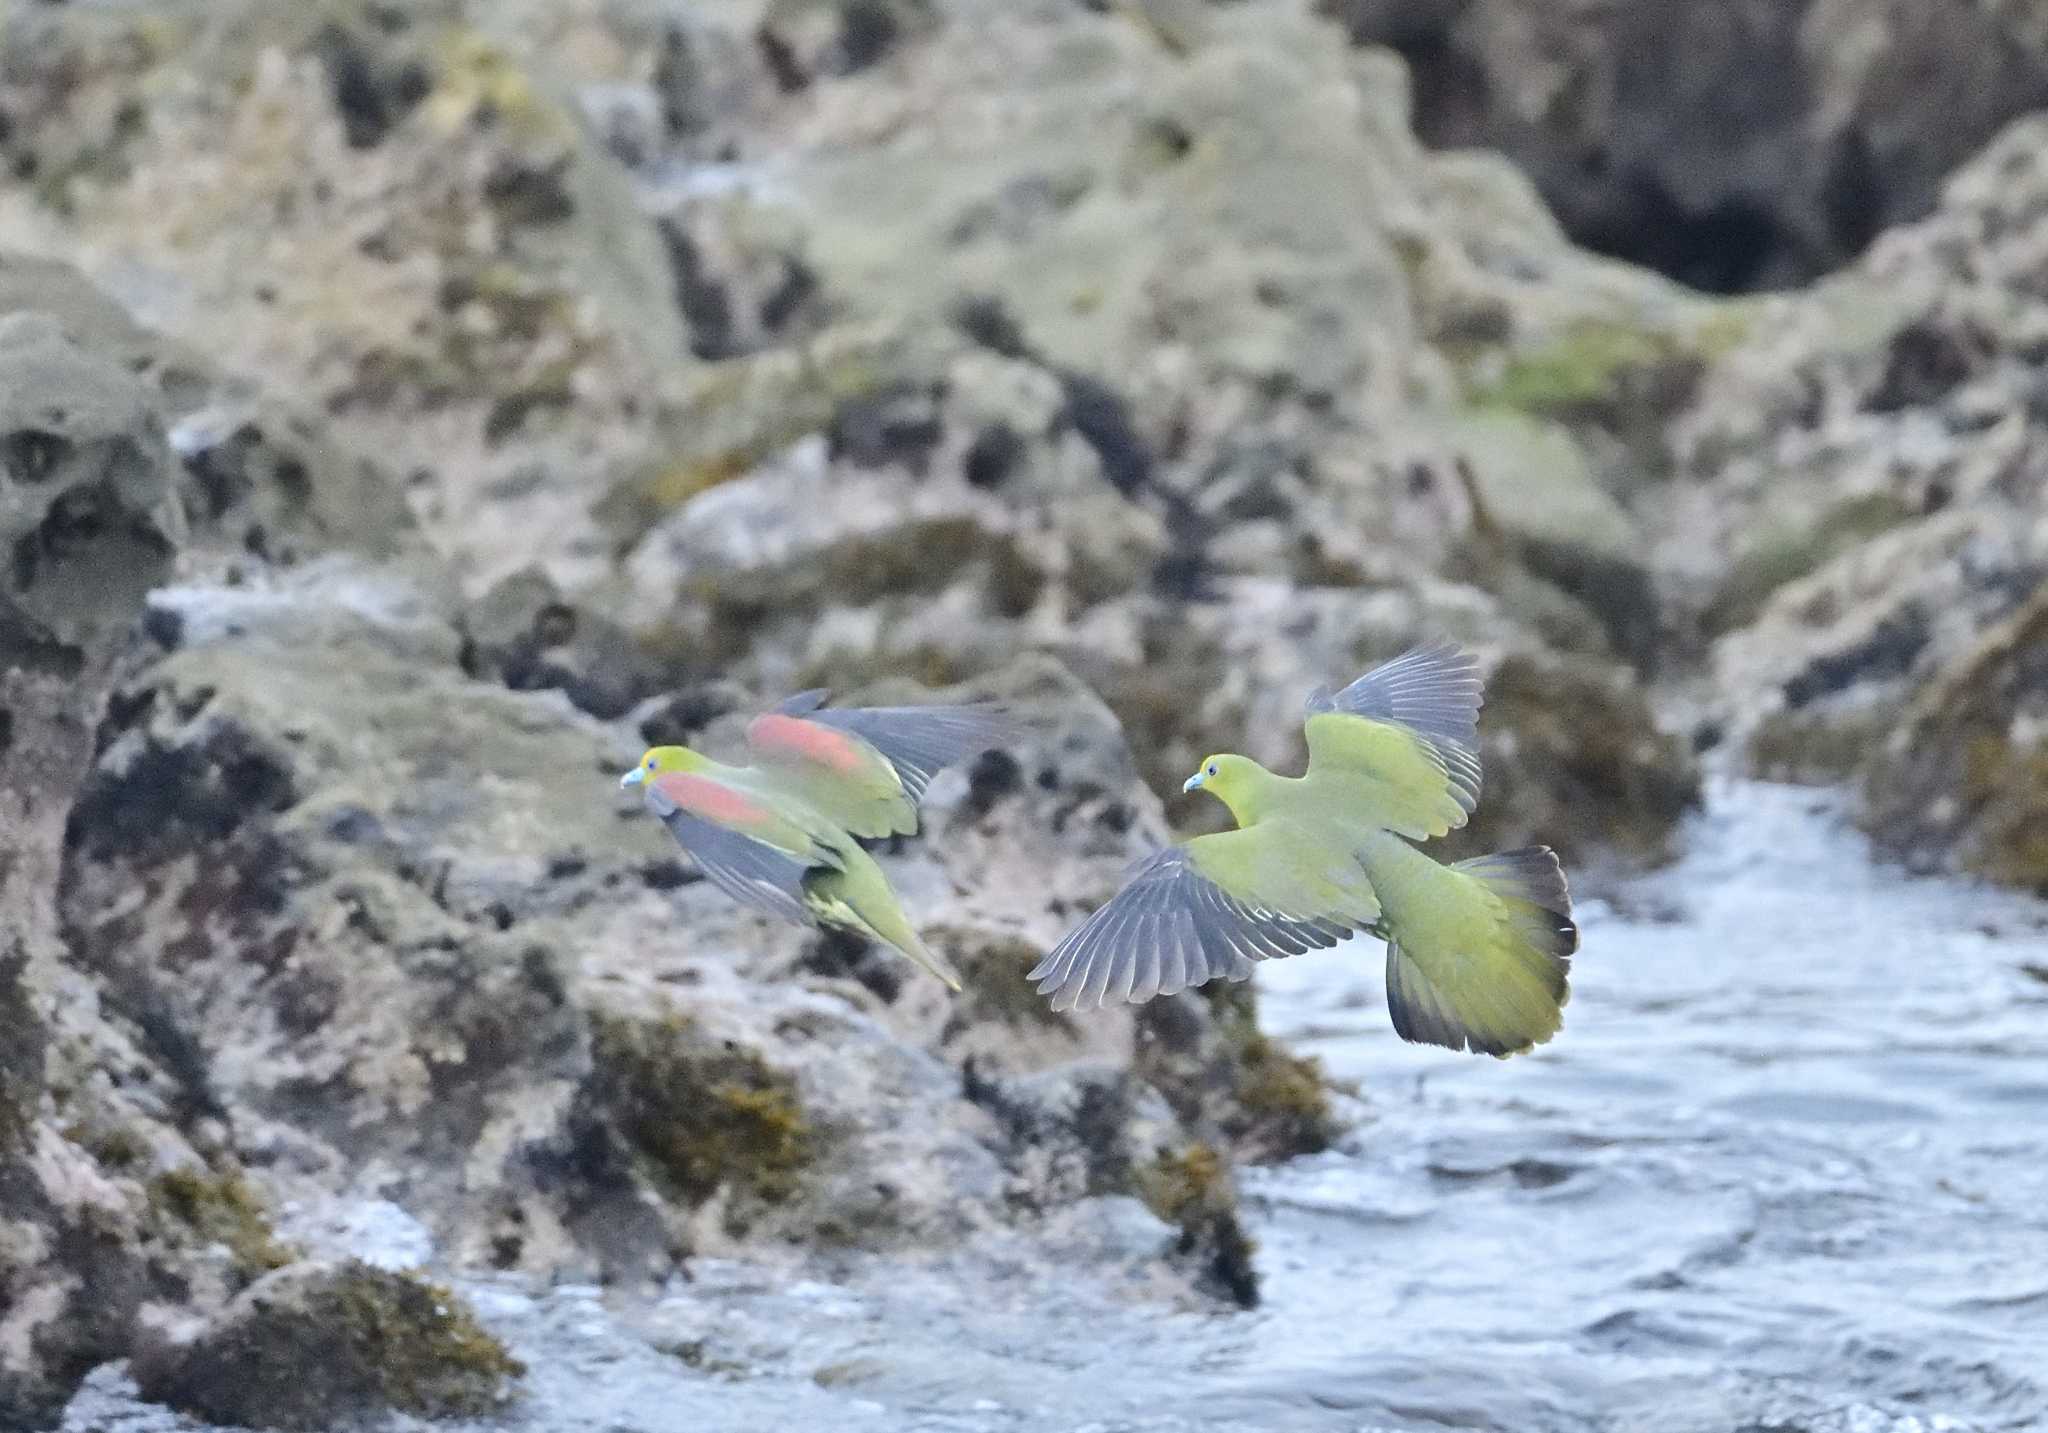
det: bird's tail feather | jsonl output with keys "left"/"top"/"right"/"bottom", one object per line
{"left": 805, "top": 856, "right": 963, "bottom": 992}
{"left": 1375, "top": 844, "right": 1576, "bottom": 1058}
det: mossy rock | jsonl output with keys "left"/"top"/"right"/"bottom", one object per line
{"left": 1861, "top": 586, "right": 2048, "bottom": 889}
{"left": 1133, "top": 982, "right": 1344, "bottom": 1167}
{"left": 1136, "top": 1143, "right": 1258, "bottom": 1309}
{"left": 1444, "top": 407, "right": 1659, "bottom": 664}
{"left": 1457, "top": 650, "right": 1701, "bottom": 866}
{"left": 1702, "top": 492, "right": 1919, "bottom": 637}
{"left": 1747, "top": 705, "right": 1891, "bottom": 787}
{"left": 133, "top": 1259, "right": 523, "bottom": 1429}
{"left": 147, "top": 1165, "right": 297, "bottom": 1287}
{"left": 588, "top": 1010, "right": 814, "bottom": 1220}
{"left": 1199, "top": 981, "right": 1343, "bottom": 1162}
{"left": 1469, "top": 316, "right": 1712, "bottom": 436}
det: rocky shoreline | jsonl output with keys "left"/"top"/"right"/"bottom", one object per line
{"left": 4, "top": 0, "right": 2046, "bottom": 1426}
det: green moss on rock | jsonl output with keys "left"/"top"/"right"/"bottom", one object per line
{"left": 1478, "top": 319, "right": 1672, "bottom": 417}
{"left": 1136, "top": 1143, "right": 1258, "bottom": 1308}
{"left": 1200, "top": 982, "right": 1343, "bottom": 1162}
{"left": 1747, "top": 705, "right": 1890, "bottom": 786}
{"left": 147, "top": 1165, "right": 296, "bottom": 1283}
{"left": 1460, "top": 651, "right": 1700, "bottom": 865}
{"left": 1861, "top": 587, "right": 2048, "bottom": 890}
{"left": 590, "top": 1011, "right": 813, "bottom": 1217}
{"left": 134, "top": 1259, "right": 524, "bottom": 1429}
{"left": 1703, "top": 492, "right": 1918, "bottom": 637}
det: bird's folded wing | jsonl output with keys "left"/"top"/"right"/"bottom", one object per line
{"left": 1302, "top": 641, "right": 1485, "bottom": 839}
{"left": 645, "top": 771, "right": 836, "bottom": 923}
{"left": 765, "top": 691, "right": 1026, "bottom": 806}
{"left": 1027, "top": 825, "right": 1380, "bottom": 1012}
{"left": 654, "top": 807, "right": 820, "bottom": 925}
{"left": 745, "top": 705, "right": 922, "bottom": 840}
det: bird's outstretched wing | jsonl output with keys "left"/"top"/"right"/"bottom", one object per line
{"left": 644, "top": 772, "right": 834, "bottom": 924}
{"left": 1302, "top": 640, "right": 1485, "bottom": 840}
{"left": 747, "top": 690, "right": 1024, "bottom": 837}
{"left": 1027, "top": 822, "right": 1382, "bottom": 1012}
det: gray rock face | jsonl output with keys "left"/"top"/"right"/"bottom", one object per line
{"left": 1657, "top": 116, "right": 2048, "bottom": 880}
{"left": 1323, "top": 0, "right": 2048, "bottom": 291}
{"left": 0, "top": 252, "right": 1342, "bottom": 1425}
{"left": 0, "top": 0, "right": 1703, "bottom": 868}
{"left": 0, "top": 265, "right": 182, "bottom": 1430}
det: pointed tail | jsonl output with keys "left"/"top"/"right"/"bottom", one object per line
{"left": 804, "top": 847, "right": 963, "bottom": 992}
{"left": 1360, "top": 839, "right": 1577, "bottom": 1058}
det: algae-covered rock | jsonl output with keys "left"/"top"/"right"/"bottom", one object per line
{"left": 1462, "top": 649, "right": 1701, "bottom": 866}
{"left": 132, "top": 1258, "right": 523, "bottom": 1428}
{"left": 1135, "top": 1142, "right": 1258, "bottom": 1309}
{"left": 145, "top": 1164, "right": 298, "bottom": 1288}
{"left": 1137, "top": 981, "right": 1343, "bottom": 1168}
{"left": 1862, "top": 586, "right": 2048, "bottom": 887}
{"left": 588, "top": 1009, "right": 814, "bottom": 1218}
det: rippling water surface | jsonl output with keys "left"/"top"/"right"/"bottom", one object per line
{"left": 67, "top": 782, "right": 2048, "bottom": 1433}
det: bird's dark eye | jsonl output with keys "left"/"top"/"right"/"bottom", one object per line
{"left": 1207, "top": 763, "right": 1217, "bottom": 776}
{"left": 645, "top": 756, "right": 657, "bottom": 770}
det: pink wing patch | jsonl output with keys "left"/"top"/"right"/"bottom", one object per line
{"left": 652, "top": 772, "right": 776, "bottom": 833}
{"left": 747, "top": 713, "right": 879, "bottom": 779}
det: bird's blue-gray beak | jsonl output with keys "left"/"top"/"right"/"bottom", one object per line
{"left": 1183, "top": 771, "right": 1205, "bottom": 793}
{"left": 620, "top": 766, "right": 646, "bottom": 789}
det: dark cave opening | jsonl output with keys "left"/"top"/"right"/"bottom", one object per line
{"left": 1327, "top": 2, "right": 1905, "bottom": 297}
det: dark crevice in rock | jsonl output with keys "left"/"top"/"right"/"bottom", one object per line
{"left": 3, "top": 427, "right": 71, "bottom": 483}
{"left": 1324, "top": 0, "right": 2048, "bottom": 294}
{"left": 313, "top": 22, "right": 429, "bottom": 150}
{"left": 0, "top": 606, "right": 84, "bottom": 678}
{"left": 1782, "top": 606, "right": 1933, "bottom": 711}
{"left": 65, "top": 711, "right": 299, "bottom": 866}
{"left": 1573, "top": 184, "right": 1796, "bottom": 297}
{"left": 799, "top": 926, "right": 904, "bottom": 1003}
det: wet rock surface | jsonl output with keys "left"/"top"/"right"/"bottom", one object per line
{"left": 132, "top": 1259, "right": 523, "bottom": 1430}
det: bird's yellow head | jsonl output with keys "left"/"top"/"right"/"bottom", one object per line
{"left": 619, "top": 745, "right": 706, "bottom": 789}
{"left": 1183, "top": 753, "right": 1263, "bottom": 806}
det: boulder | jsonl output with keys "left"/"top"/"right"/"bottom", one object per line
{"left": 132, "top": 1259, "right": 523, "bottom": 1430}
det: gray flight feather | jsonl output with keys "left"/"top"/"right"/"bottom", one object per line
{"left": 1026, "top": 847, "right": 1358, "bottom": 1013}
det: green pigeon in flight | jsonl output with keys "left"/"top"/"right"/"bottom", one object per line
{"left": 1028, "top": 642, "right": 1578, "bottom": 1057}
{"left": 621, "top": 691, "right": 1022, "bottom": 990}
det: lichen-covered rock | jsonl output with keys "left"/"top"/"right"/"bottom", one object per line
{"left": 50, "top": 562, "right": 1339, "bottom": 1313}
{"left": 1664, "top": 116, "right": 2048, "bottom": 850}
{"left": 1465, "top": 649, "right": 1703, "bottom": 866}
{"left": 0, "top": 0, "right": 687, "bottom": 594}
{"left": 459, "top": 564, "right": 663, "bottom": 720}
{"left": 1861, "top": 586, "right": 2048, "bottom": 887}
{"left": 0, "top": 263, "right": 185, "bottom": 1430}
{"left": 2, "top": 0, "right": 1705, "bottom": 875}
{"left": 132, "top": 1259, "right": 523, "bottom": 1429}
{"left": 1134, "top": 1142, "right": 1259, "bottom": 1310}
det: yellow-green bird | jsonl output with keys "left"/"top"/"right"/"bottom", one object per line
{"left": 1028, "top": 642, "right": 1578, "bottom": 1057}
{"left": 620, "top": 690, "right": 1021, "bottom": 991}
